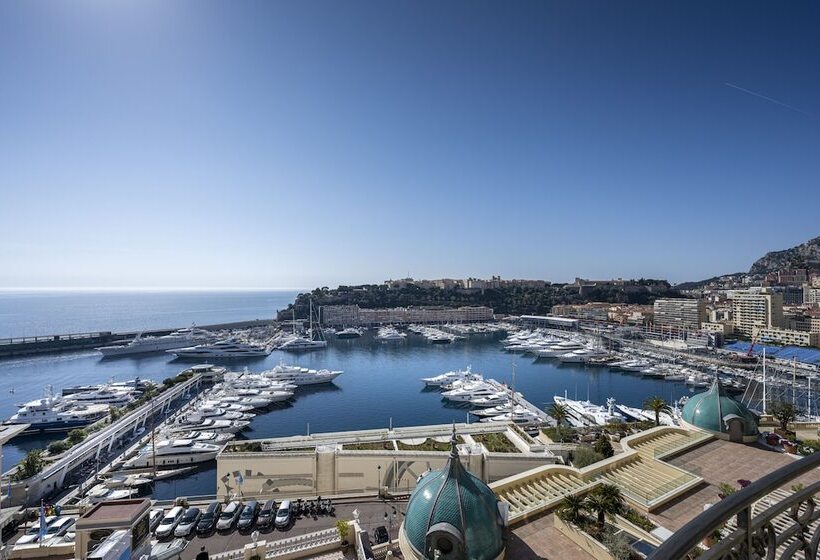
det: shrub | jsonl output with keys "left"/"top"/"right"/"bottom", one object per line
{"left": 622, "top": 507, "right": 656, "bottom": 531}
{"left": 336, "top": 520, "right": 350, "bottom": 543}
{"left": 13, "top": 450, "right": 45, "bottom": 481}
{"left": 67, "top": 429, "right": 87, "bottom": 445}
{"left": 593, "top": 434, "right": 614, "bottom": 458}
{"left": 601, "top": 530, "right": 632, "bottom": 560}
{"left": 572, "top": 445, "right": 605, "bottom": 468}
{"left": 48, "top": 441, "right": 69, "bottom": 455}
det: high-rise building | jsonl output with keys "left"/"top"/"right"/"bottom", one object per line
{"left": 653, "top": 298, "right": 706, "bottom": 331}
{"left": 731, "top": 288, "right": 784, "bottom": 338}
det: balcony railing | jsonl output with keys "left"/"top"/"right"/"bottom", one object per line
{"left": 648, "top": 451, "right": 820, "bottom": 559}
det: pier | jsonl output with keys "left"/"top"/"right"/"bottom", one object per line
{"left": 1, "top": 373, "right": 206, "bottom": 507}
{"left": 0, "top": 319, "right": 278, "bottom": 358}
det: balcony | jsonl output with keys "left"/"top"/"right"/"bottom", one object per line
{"left": 648, "top": 451, "right": 820, "bottom": 559}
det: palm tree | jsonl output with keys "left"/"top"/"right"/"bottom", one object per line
{"left": 585, "top": 484, "right": 624, "bottom": 529}
{"left": 547, "top": 402, "right": 569, "bottom": 440}
{"left": 557, "top": 493, "right": 586, "bottom": 525}
{"left": 644, "top": 396, "right": 672, "bottom": 427}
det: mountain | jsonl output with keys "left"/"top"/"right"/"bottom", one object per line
{"left": 749, "top": 236, "right": 820, "bottom": 275}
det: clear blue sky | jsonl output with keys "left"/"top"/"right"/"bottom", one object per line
{"left": 1, "top": 1, "right": 818, "bottom": 289}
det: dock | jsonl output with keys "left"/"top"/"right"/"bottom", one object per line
{"left": 485, "top": 378, "right": 552, "bottom": 425}
{"left": 0, "top": 319, "right": 278, "bottom": 358}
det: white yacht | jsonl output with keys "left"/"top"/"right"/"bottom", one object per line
{"left": 96, "top": 328, "right": 212, "bottom": 357}
{"left": 469, "top": 393, "right": 510, "bottom": 408}
{"left": 554, "top": 395, "right": 625, "bottom": 426}
{"left": 441, "top": 382, "right": 499, "bottom": 403}
{"left": 262, "top": 363, "right": 343, "bottom": 386}
{"left": 210, "top": 393, "right": 273, "bottom": 409}
{"left": 65, "top": 386, "right": 135, "bottom": 407}
{"left": 198, "top": 400, "right": 255, "bottom": 413}
{"left": 471, "top": 404, "right": 528, "bottom": 418}
{"left": 5, "top": 389, "right": 109, "bottom": 433}
{"left": 193, "top": 406, "right": 250, "bottom": 421}
{"left": 278, "top": 336, "right": 328, "bottom": 352}
{"left": 169, "top": 340, "right": 271, "bottom": 359}
{"left": 533, "top": 340, "right": 586, "bottom": 358}
{"left": 123, "top": 439, "right": 223, "bottom": 469}
{"left": 480, "top": 409, "right": 541, "bottom": 425}
{"left": 421, "top": 367, "right": 481, "bottom": 387}
{"left": 558, "top": 348, "right": 609, "bottom": 364}
{"left": 168, "top": 417, "right": 249, "bottom": 434}
{"left": 375, "top": 327, "right": 406, "bottom": 341}
{"left": 165, "top": 430, "right": 234, "bottom": 445}
{"left": 335, "top": 327, "right": 363, "bottom": 339}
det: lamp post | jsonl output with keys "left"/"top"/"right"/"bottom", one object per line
{"left": 377, "top": 465, "right": 382, "bottom": 499}
{"left": 23, "top": 484, "right": 29, "bottom": 529}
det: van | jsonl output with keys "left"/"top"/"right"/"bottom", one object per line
{"left": 274, "top": 500, "right": 291, "bottom": 529}
{"left": 256, "top": 500, "right": 276, "bottom": 529}
{"left": 43, "top": 517, "right": 75, "bottom": 540}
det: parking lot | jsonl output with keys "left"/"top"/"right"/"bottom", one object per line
{"left": 154, "top": 499, "right": 407, "bottom": 560}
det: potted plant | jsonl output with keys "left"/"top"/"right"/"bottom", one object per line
{"left": 717, "top": 482, "right": 737, "bottom": 500}
{"left": 336, "top": 520, "right": 350, "bottom": 547}
{"left": 702, "top": 527, "right": 723, "bottom": 547}
{"left": 783, "top": 440, "right": 799, "bottom": 454}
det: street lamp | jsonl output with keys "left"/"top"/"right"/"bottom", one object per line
{"left": 377, "top": 465, "right": 382, "bottom": 498}
{"left": 23, "top": 484, "right": 29, "bottom": 529}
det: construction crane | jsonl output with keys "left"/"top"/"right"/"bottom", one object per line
{"left": 747, "top": 332, "right": 759, "bottom": 357}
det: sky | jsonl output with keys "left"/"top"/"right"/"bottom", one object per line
{"left": 0, "top": 1, "right": 818, "bottom": 289}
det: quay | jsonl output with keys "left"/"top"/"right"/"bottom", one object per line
{"left": 0, "top": 319, "right": 277, "bottom": 358}
{"left": 1, "top": 373, "right": 206, "bottom": 507}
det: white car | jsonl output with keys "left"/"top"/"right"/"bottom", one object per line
{"left": 155, "top": 507, "right": 184, "bottom": 538}
{"left": 16, "top": 516, "right": 58, "bottom": 545}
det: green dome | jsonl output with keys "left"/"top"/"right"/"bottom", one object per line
{"left": 403, "top": 432, "right": 505, "bottom": 560}
{"left": 681, "top": 378, "right": 758, "bottom": 436}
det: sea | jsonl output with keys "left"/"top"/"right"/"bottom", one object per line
{"left": 0, "top": 290, "right": 696, "bottom": 499}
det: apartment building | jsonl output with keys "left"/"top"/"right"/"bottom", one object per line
{"left": 653, "top": 298, "right": 706, "bottom": 331}
{"left": 731, "top": 288, "right": 785, "bottom": 338}
{"left": 320, "top": 304, "right": 494, "bottom": 326}
{"left": 756, "top": 327, "right": 820, "bottom": 348}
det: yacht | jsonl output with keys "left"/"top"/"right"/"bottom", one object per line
{"left": 278, "top": 336, "right": 328, "bottom": 352}
{"left": 558, "top": 348, "right": 609, "bottom": 364}
{"left": 210, "top": 393, "right": 274, "bottom": 409}
{"left": 262, "top": 363, "right": 343, "bottom": 386}
{"left": 65, "top": 386, "right": 135, "bottom": 407}
{"left": 421, "top": 367, "right": 481, "bottom": 387}
{"left": 123, "top": 439, "right": 223, "bottom": 469}
{"left": 96, "top": 328, "right": 212, "bottom": 357}
{"left": 471, "top": 404, "right": 527, "bottom": 418}
{"left": 165, "top": 430, "right": 234, "bottom": 445}
{"left": 168, "top": 417, "right": 249, "bottom": 434}
{"left": 62, "top": 377, "right": 151, "bottom": 396}
{"left": 198, "top": 400, "right": 255, "bottom": 413}
{"left": 480, "top": 409, "right": 541, "bottom": 425}
{"left": 441, "top": 382, "right": 500, "bottom": 403}
{"left": 193, "top": 406, "right": 251, "bottom": 421}
{"left": 554, "top": 395, "right": 625, "bottom": 426}
{"left": 469, "top": 393, "right": 511, "bottom": 408}
{"left": 533, "top": 341, "right": 586, "bottom": 358}
{"left": 5, "top": 389, "right": 109, "bottom": 433}
{"left": 375, "top": 327, "right": 406, "bottom": 341}
{"left": 335, "top": 327, "right": 363, "bottom": 339}
{"left": 169, "top": 340, "right": 271, "bottom": 359}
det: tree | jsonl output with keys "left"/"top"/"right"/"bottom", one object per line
{"left": 644, "top": 396, "right": 672, "bottom": 427}
{"left": 770, "top": 401, "right": 799, "bottom": 432}
{"left": 547, "top": 402, "right": 569, "bottom": 440}
{"left": 557, "top": 494, "right": 586, "bottom": 525}
{"left": 13, "top": 450, "right": 45, "bottom": 481}
{"left": 336, "top": 520, "right": 350, "bottom": 544}
{"left": 593, "top": 434, "right": 615, "bottom": 458}
{"left": 67, "top": 429, "right": 86, "bottom": 445}
{"left": 585, "top": 484, "right": 624, "bottom": 529}
{"left": 572, "top": 446, "right": 605, "bottom": 468}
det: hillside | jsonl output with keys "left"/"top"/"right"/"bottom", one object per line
{"left": 749, "top": 236, "right": 820, "bottom": 275}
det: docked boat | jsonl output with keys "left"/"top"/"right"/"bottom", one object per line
{"left": 123, "top": 439, "right": 223, "bottom": 469}
{"left": 169, "top": 340, "right": 271, "bottom": 359}
{"left": 421, "top": 367, "right": 481, "bottom": 387}
{"left": 554, "top": 395, "right": 625, "bottom": 426}
{"left": 375, "top": 327, "right": 406, "bottom": 341}
{"left": 533, "top": 341, "right": 586, "bottom": 358}
{"left": 193, "top": 406, "right": 251, "bottom": 421}
{"left": 169, "top": 416, "right": 249, "bottom": 434}
{"left": 65, "top": 386, "right": 135, "bottom": 407}
{"left": 442, "top": 382, "right": 500, "bottom": 403}
{"left": 469, "top": 392, "right": 511, "bottom": 408}
{"left": 262, "top": 363, "right": 343, "bottom": 386}
{"left": 163, "top": 430, "right": 234, "bottom": 446}
{"left": 557, "top": 348, "right": 609, "bottom": 364}
{"left": 335, "top": 327, "right": 363, "bottom": 339}
{"left": 480, "top": 409, "right": 541, "bottom": 425}
{"left": 96, "top": 328, "right": 212, "bottom": 357}
{"left": 83, "top": 485, "right": 137, "bottom": 503}
{"left": 4, "top": 388, "right": 109, "bottom": 433}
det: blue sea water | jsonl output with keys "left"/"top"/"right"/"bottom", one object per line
{"left": 0, "top": 291, "right": 698, "bottom": 499}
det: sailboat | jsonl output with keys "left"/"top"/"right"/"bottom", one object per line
{"left": 279, "top": 299, "right": 328, "bottom": 352}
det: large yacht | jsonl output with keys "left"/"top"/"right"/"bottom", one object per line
{"left": 554, "top": 395, "right": 625, "bottom": 426}
{"left": 65, "top": 386, "right": 135, "bottom": 407}
{"left": 160, "top": 430, "right": 234, "bottom": 446}
{"left": 262, "top": 363, "right": 343, "bottom": 386}
{"left": 169, "top": 416, "right": 249, "bottom": 434}
{"left": 335, "top": 327, "right": 363, "bottom": 339}
{"left": 421, "top": 366, "right": 480, "bottom": 387}
{"left": 96, "top": 328, "right": 212, "bottom": 357}
{"left": 168, "top": 340, "right": 271, "bottom": 359}
{"left": 375, "top": 326, "right": 406, "bottom": 341}
{"left": 278, "top": 336, "right": 328, "bottom": 352}
{"left": 123, "top": 439, "right": 223, "bottom": 469}
{"left": 5, "top": 389, "right": 109, "bottom": 433}
{"left": 533, "top": 340, "right": 586, "bottom": 358}
{"left": 480, "top": 409, "right": 541, "bottom": 426}
{"left": 441, "top": 382, "right": 500, "bottom": 403}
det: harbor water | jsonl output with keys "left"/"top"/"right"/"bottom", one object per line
{"left": 1, "top": 291, "right": 699, "bottom": 499}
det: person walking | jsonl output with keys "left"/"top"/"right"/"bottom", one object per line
{"left": 195, "top": 546, "right": 209, "bottom": 560}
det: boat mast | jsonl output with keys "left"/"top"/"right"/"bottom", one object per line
{"left": 793, "top": 358, "right": 797, "bottom": 406}
{"left": 762, "top": 347, "right": 767, "bottom": 415}
{"left": 151, "top": 394, "right": 157, "bottom": 484}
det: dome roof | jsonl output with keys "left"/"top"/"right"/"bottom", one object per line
{"left": 681, "top": 378, "right": 758, "bottom": 436}
{"left": 403, "top": 430, "right": 505, "bottom": 560}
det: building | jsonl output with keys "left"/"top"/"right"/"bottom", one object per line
{"left": 805, "top": 286, "right": 820, "bottom": 305}
{"left": 519, "top": 315, "right": 579, "bottom": 329}
{"left": 765, "top": 268, "right": 808, "bottom": 285}
{"left": 320, "top": 304, "right": 494, "bottom": 326}
{"left": 755, "top": 327, "right": 820, "bottom": 348}
{"left": 679, "top": 379, "right": 759, "bottom": 443}
{"left": 701, "top": 321, "right": 734, "bottom": 336}
{"left": 399, "top": 430, "right": 506, "bottom": 560}
{"left": 653, "top": 298, "right": 707, "bottom": 331}
{"left": 731, "top": 288, "right": 785, "bottom": 338}
{"left": 74, "top": 499, "right": 152, "bottom": 560}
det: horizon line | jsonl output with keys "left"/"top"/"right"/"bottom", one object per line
{"left": 0, "top": 286, "right": 309, "bottom": 292}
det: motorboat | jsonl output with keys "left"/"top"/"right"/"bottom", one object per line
{"left": 442, "top": 382, "right": 500, "bottom": 402}
{"left": 554, "top": 395, "right": 625, "bottom": 426}
{"left": 335, "top": 327, "right": 363, "bottom": 339}
{"left": 277, "top": 336, "right": 328, "bottom": 352}
{"left": 533, "top": 341, "right": 586, "bottom": 358}
{"left": 169, "top": 340, "right": 271, "bottom": 359}
{"left": 83, "top": 485, "right": 137, "bottom": 503}
{"left": 169, "top": 416, "right": 249, "bottom": 434}
{"left": 469, "top": 392, "right": 511, "bottom": 408}
{"left": 123, "top": 439, "right": 223, "bottom": 469}
{"left": 471, "top": 404, "right": 528, "bottom": 418}
{"left": 262, "top": 363, "right": 343, "bottom": 386}
{"left": 65, "top": 386, "right": 135, "bottom": 407}
{"left": 198, "top": 400, "right": 255, "bottom": 413}
{"left": 96, "top": 328, "right": 212, "bottom": 357}
{"left": 5, "top": 387, "right": 109, "bottom": 433}
{"left": 375, "top": 327, "right": 406, "bottom": 341}
{"left": 164, "top": 430, "right": 234, "bottom": 446}
{"left": 193, "top": 406, "right": 251, "bottom": 421}
{"left": 210, "top": 393, "right": 273, "bottom": 409}
{"left": 421, "top": 367, "right": 481, "bottom": 387}
{"left": 557, "top": 348, "right": 609, "bottom": 364}
{"left": 480, "top": 409, "right": 541, "bottom": 425}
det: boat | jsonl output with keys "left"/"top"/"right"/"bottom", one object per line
{"left": 96, "top": 327, "right": 212, "bottom": 357}
{"left": 262, "top": 363, "right": 343, "bottom": 386}
{"left": 421, "top": 367, "right": 481, "bottom": 387}
{"left": 62, "top": 377, "right": 151, "bottom": 396}
{"left": 442, "top": 382, "right": 500, "bottom": 402}
{"left": 83, "top": 485, "right": 137, "bottom": 503}
{"left": 469, "top": 392, "right": 511, "bottom": 408}
{"left": 279, "top": 299, "right": 327, "bottom": 352}
{"left": 164, "top": 430, "right": 234, "bottom": 446}
{"left": 471, "top": 404, "right": 529, "bottom": 418}
{"left": 480, "top": 409, "right": 541, "bottom": 425}
{"left": 65, "top": 386, "right": 135, "bottom": 407}
{"left": 169, "top": 416, "right": 249, "bottom": 434}
{"left": 169, "top": 340, "right": 271, "bottom": 359}
{"left": 533, "top": 341, "right": 586, "bottom": 358}
{"left": 554, "top": 395, "right": 625, "bottom": 426}
{"left": 4, "top": 387, "right": 109, "bottom": 433}
{"left": 335, "top": 327, "right": 363, "bottom": 339}
{"left": 123, "top": 439, "right": 223, "bottom": 468}
{"left": 375, "top": 327, "right": 406, "bottom": 341}
{"left": 557, "top": 348, "right": 609, "bottom": 364}
{"left": 614, "top": 404, "right": 653, "bottom": 423}
{"left": 192, "top": 406, "right": 251, "bottom": 421}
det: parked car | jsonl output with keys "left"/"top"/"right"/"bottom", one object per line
{"left": 148, "top": 509, "right": 164, "bottom": 532}
{"left": 216, "top": 501, "right": 242, "bottom": 531}
{"left": 155, "top": 507, "right": 185, "bottom": 538}
{"left": 274, "top": 500, "right": 291, "bottom": 529}
{"left": 373, "top": 526, "right": 389, "bottom": 545}
{"left": 195, "top": 502, "right": 222, "bottom": 535}
{"left": 174, "top": 508, "right": 202, "bottom": 537}
{"left": 43, "top": 517, "right": 75, "bottom": 541}
{"left": 237, "top": 501, "right": 258, "bottom": 531}
{"left": 256, "top": 500, "right": 277, "bottom": 529}
{"left": 16, "top": 516, "right": 58, "bottom": 545}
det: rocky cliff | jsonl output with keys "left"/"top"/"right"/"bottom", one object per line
{"left": 749, "top": 236, "right": 820, "bottom": 275}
